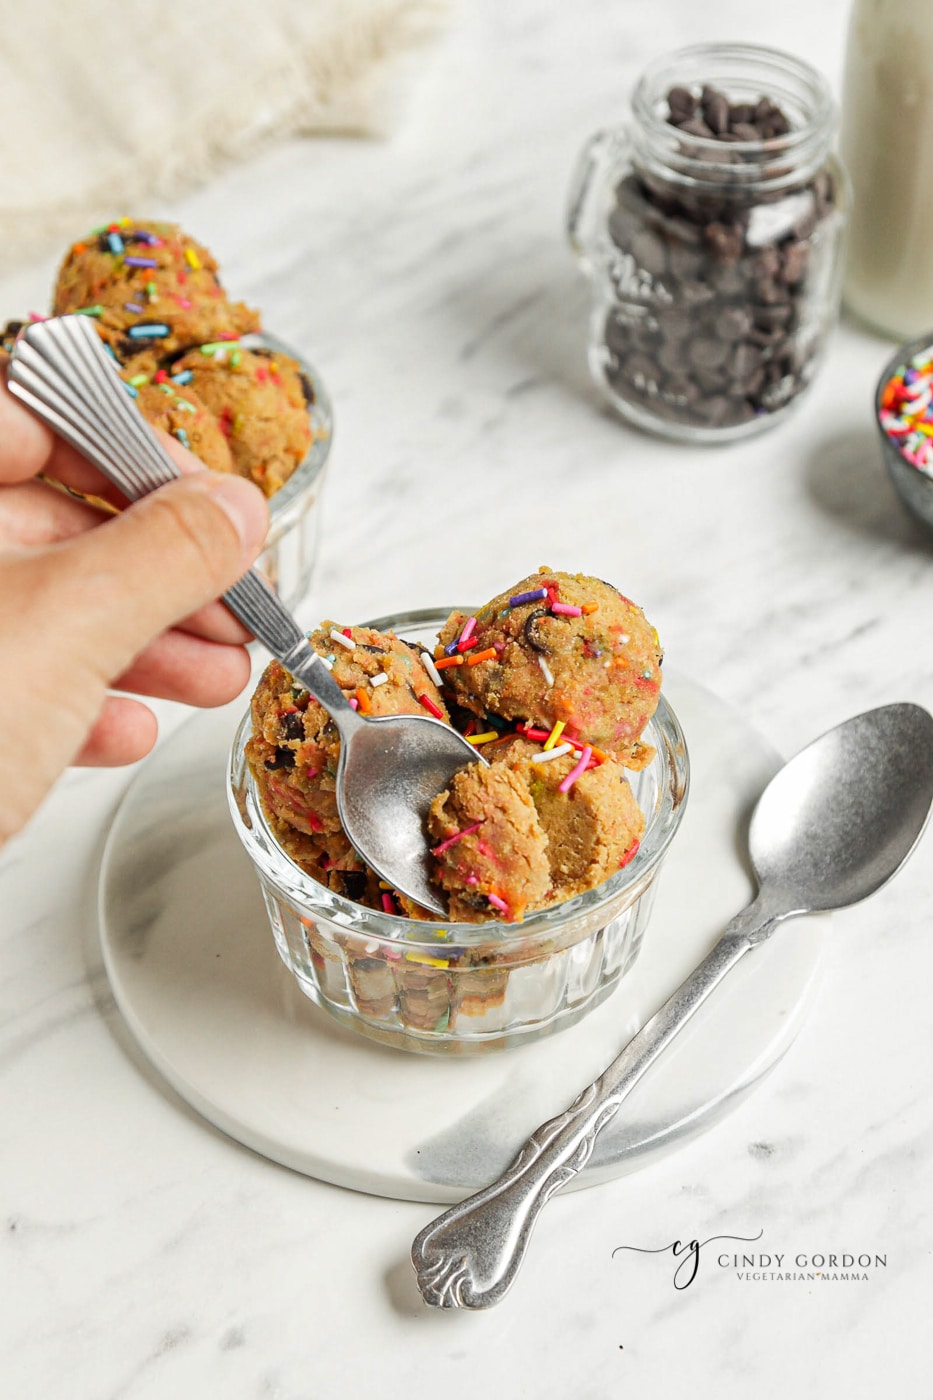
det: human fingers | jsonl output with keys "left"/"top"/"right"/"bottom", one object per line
{"left": 0, "top": 373, "right": 127, "bottom": 497}
{"left": 0, "top": 477, "right": 112, "bottom": 547}
{"left": 71, "top": 695, "right": 159, "bottom": 766}
{"left": 43, "top": 471, "right": 268, "bottom": 688}
{"left": 0, "top": 478, "right": 252, "bottom": 645}
{"left": 111, "top": 628, "right": 252, "bottom": 707}
{"left": 0, "top": 472, "right": 267, "bottom": 842}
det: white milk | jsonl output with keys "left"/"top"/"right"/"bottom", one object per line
{"left": 841, "top": 0, "right": 933, "bottom": 339}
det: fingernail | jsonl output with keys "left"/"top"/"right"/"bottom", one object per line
{"left": 208, "top": 475, "right": 268, "bottom": 554}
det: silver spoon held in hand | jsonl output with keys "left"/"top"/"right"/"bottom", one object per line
{"left": 412, "top": 701, "right": 933, "bottom": 1308}
{"left": 8, "top": 315, "right": 484, "bottom": 915}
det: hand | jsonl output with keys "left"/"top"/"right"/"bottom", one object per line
{"left": 0, "top": 375, "right": 269, "bottom": 846}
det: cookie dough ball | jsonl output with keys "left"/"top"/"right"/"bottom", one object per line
{"left": 128, "top": 378, "right": 234, "bottom": 475}
{"left": 247, "top": 624, "right": 450, "bottom": 858}
{"left": 53, "top": 219, "right": 260, "bottom": 362}
{"left": 436, "top": 568, "right": 662, "bottom": 767}
{"left": 428, "top": 737, "right": 645, "bottom": 919}
{"left": 506, "top": 739, "right": 644, "bottom": 902}
{"left": 428, "top": 759, "right": 551, "bottom": 922}
{"left": 171, "top": 345, "right": 312, "bottom": 495}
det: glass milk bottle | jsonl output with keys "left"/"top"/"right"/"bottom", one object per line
{"left": 841, "top": 0, "right": 933, "bottom": 338}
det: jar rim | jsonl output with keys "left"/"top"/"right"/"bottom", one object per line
{"left": 630, "top": 42, "right": 837, "bottom": 190}
{"left": 227, "top": 606, "right": 690, "bottom": 947}
{"left": 247, "top": 331, "right": 333, "bottom": 540}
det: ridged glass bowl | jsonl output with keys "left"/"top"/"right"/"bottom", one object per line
{"left": 228, "top": 608, "right": 689, "bottom": 1055}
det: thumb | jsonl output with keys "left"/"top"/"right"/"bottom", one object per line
{"left": 42, "top": 471, "right": 268, "bottom": 685}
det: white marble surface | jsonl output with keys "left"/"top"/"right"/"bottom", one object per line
{"left": 2, "top": 0, "right": 932, "bottom": 1394}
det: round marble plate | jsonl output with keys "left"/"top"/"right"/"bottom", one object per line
{"left": 98, "top": 672, "right": 829, "bottom": 1204}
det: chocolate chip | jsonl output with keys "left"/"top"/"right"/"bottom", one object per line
{"left": 692, "top": 363, "right": 730, "bottom": 394}
{"left": 264, "top": 747, "right": 296, "bottom": 771}
{"left": 687, "top": 336, "right": 729, "bottom": 371}
{"left": 709, "top": 262, "right": 748, "bottom": 296}
{"left": 667, "top": 85, "right": 697, "bottom": 124}
{"left": 730, "top": 122, "right": 761, "bottom": 142}
{"left": 342, "top": 871, "right": 368, "bottom": 902}
{"left": 752, "top": 247, "right": 782, "bottom": 280}
{"left": 782, "top": 241, "right": 809, "bottom": 285}
{"left": 727, "top": 343, "right": 764, "bottom": 381}
{"left": 714, "top": 306, "right": 753, "bottom": 341}
{"left": 523, "top": 608, "right": 552, "bottom": 653}
{"left": 299, "top": 372, "right": 315, "bottom": 406}
{"left": 629, "top": 227, "right": 668, "bottom": 277}
{"left": 678, "top": 116, "right": 716, "bottom": 140}
{"left": 753, "top": 303, "right": 793, "bottom": 331}
{"left": 279, "top": 712, "right": 305, "bottom": 742}
{"left": 704, "top": 222, "right": 744, "bottom": 264}
{"left": 661, "top": 373, "right": 698, "bottom": 405}
{"left": 702, "top": 89, "right": 730, "bottom": 135}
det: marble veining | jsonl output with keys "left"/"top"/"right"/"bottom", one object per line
{"left": 2, "top": 0, "right": 932, "bottom": 1394}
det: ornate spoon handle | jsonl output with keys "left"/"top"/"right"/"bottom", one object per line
{"left": 412, "top": 919, "right": 763, "bottom": 1309}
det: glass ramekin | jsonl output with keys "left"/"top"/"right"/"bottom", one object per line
{"left": 227, "top": 608, "right": 689, "bottom": 1055}
{"left": 245, "top": 332, "right": 333, "bottom": 610}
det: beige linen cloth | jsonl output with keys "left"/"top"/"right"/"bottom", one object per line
{"left": 0, "top": 0, "right": 447, "bottom": 269}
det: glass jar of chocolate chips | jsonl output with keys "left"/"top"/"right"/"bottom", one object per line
{"left": 568, "top": 44, "right": 849, "bottom": 440}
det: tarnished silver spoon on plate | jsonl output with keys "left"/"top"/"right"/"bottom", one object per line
{"left": 412, "top": 701, "right": 933, "bottom": 1307}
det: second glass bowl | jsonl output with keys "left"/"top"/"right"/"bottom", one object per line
{"left": 228, "top": 608, "right": 689, "bottom": 1055}
{"left": 247, "top": 332, "right": 333, "bottom": 610}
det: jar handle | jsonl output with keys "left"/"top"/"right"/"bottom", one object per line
{"left": 566, "top": 126, "right": 628, "bottom": 261}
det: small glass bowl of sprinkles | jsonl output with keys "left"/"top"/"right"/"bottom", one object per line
{"left": 228, "top": 607, "right": 689, "bottom": 1057}
{"left": 875, "top": 334, "right": 933, "bottom": 536}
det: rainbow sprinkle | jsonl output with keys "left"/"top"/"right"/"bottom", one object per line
{"left": 420, "top": 651, "right": 444, "bottom": 688}
{"left": 487, "top": 893, "right": 509, "bottom": 915}
{"left": 880, "top": 351, "right": 933, "bottom": 475}
{"left": 431, "top": 822, "right": 482, "bottom": 856}
{"left": 558, "top": 745, "right": 592, "bottom": 793}
{"left": 418, "top": 693, "right": 444, "bottom": 719}
{"left": 543, "top": 720, "right": 566, "bottom": 751}
{"left": 128, "top": 323, "right": 170, "bottom": 339}
{"left": 467, "top": 647, "right": 497, "bottom": 666}
{"left": 530, "top": 743, "right": 572, "bottom": 764}
{"left": 509, "top": 588, "right": 548, "bottom": 606}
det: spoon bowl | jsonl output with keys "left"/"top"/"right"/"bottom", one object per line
{"left": 749, "top": 703, "right": 933, "bottom": 915}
